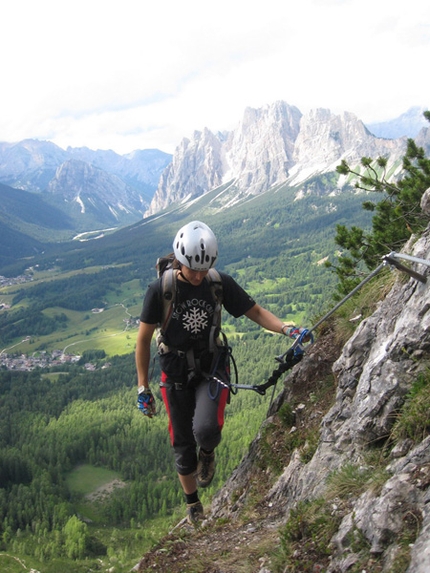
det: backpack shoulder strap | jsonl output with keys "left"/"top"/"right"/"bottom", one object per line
{"left": 206, "top": 269, "right": 223, "bottom": 352}
{"left": 207, "top": 268, "right": 221, "bottom": 282}
{"left": 206, "top": 268, "right": 222, "bottom": 294}
{"left": 159, "top": 268, "right": 177, "bottom": 334}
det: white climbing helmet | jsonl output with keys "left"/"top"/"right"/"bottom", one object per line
{"left": 173, "top": 221, "right": 218, "bottom": 271}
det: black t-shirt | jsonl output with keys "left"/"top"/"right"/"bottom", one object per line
{"left": 140, "top": 270, "right": 255, "bottom": 350}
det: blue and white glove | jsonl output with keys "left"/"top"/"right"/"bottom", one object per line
{"left": 137, "top": 388, "right": 156, "bottom": 418}
{"left": 283, "top": 326, "right": 311, "bottom": 342}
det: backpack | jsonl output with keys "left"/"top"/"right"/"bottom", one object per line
{"left": 155, "top": 254, "right": 223, "bottom": 353}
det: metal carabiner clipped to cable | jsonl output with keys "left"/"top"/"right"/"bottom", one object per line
{"left": 276, "top": 328, "right": 314, "bottom": 363}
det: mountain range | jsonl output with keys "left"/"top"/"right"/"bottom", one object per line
{"left": 147, "top": 103, "right": 429, "bottom": 216}
{"left": 0, "top": 103, "right": 428, "bottom": 251}
{"left": 0, "top": 141, "right": 172, "bottom": 234}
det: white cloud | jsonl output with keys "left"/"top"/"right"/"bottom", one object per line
{"left": 1, "top": 0, "right": 429, "bottom": 154}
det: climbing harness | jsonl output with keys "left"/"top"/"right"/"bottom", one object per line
{"left": 222, "top": 250, "right": 430, "bottom": 410}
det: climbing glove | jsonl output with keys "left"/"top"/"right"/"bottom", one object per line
{"left": 284, "top": 326, "right": 311, "bottom": 342}
{"left": 137, "top": 388, "right": 156, "bottom": 418}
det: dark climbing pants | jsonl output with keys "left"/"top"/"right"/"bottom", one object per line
{"left": 160, "top": 375, "right": 230, "bottom": 476}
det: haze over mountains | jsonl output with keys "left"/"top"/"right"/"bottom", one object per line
{"left": 0, "top": 102, "right": 428, "bottom": 245}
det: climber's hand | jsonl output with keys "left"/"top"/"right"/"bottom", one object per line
{"left": 137, "top": 389, "right": 156, "bottom": 418}
{"left": 285, "top": 327, "right": 311, "bottom": 342}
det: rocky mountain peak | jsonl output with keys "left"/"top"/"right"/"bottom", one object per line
{"left": 146, "top": 101, "right": 413, "bottom": 217}
{"left": 224, "top": 101, "right": 302, "bottom": 192}
{"left": 146, "top": 101, "right": 303, "bottom": 215}
{"left": 368, "top": 106, "right": 429, "bottom": 139}
{"left": 152, "top": 128, "right": 225, "bottom": 213}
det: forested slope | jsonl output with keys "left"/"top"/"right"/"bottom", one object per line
{"left": 0, "top": 330, "right": 291, "bottom": 570}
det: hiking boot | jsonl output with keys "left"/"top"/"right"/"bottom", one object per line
{"left": 196, "top": 449, "right": 215, "bottom": 488}
{"left": 186, "top": 501, "right": 204, "bottom": 525}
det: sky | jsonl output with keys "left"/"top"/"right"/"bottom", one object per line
{"left": 2, "top": 0, "right": 429, "bottom": 155}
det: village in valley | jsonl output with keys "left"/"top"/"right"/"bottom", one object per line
{"left": 0, "top": 346, "right": 114, "bottom": 371}
{"left": 0, "top": 274, "right": 80, "bottom": 371}
{"left": 0, "top": 271, "right": 130, "bottom": 372}
{"left": 0, "top": 273, "right": 34, "bottom": 289}
{"left": 0, "top": 348, "right": 82, "bottom": 371}
{"left": 0, "top": 274, "right": 32, "bottom": 311}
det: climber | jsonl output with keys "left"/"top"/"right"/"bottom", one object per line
{"left": 135, "top": 220, "right": 308, "bottom": 525}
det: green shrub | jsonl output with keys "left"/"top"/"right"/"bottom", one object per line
{"left": 276, "top": 498, "right": 341, "bottom": 572}
{"left": 390, "top": 370, "right": 430, "bottom": 444}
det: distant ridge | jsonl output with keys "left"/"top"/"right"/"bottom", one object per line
{"left": 366, "top": 106, "right": 428, "bottom": 139}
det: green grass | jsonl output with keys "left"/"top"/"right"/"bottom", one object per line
{"left": 275, "top": 498, "right": 343, "bottom": 572}
{"left": 0, "top": 554, "right": 30, "bottom": 573}
{"left": 0, "top": 292, "right": 14, "bottom": 306}
{"left": 66, "top": 464, "right": 123, "bottom": 496}
{"left": 5, "top": 297, "right": 141, "bottom": 357}
{"left": 41, "top": 372, "right": 66, "bottom": 382}
{"left": 66, "top": 464, "right": 126, "bottom": 524}
{"left": 326, "top": 462, "right": 389, "bottom": 500}
{"left": 390, "top": 370, "right": 430, "bottom": 445}
{"left": 1, "top": 266, "right": 144, "bottom": 357}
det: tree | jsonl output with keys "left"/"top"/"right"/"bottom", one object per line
{"left": 329, "top": 111, "right": 430, "bottom": 295}
{"left": 63, "top": 516, "right": 88, "bottom": 560}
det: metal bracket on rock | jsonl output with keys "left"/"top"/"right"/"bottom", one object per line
{"left": 383, "top": 251, "right": 430, "bottom": 283}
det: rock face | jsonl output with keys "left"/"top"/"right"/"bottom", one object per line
{"left": 210, "top": 189, "right": 430, "bottom": 572}
{"left": 148, "top": 102, "right": 303, "bottom": 214}
{"left": 47, "top": 159, "right": 148, "bottom": 223}
{"left": 152, "top": 128, "right": 225, "bottom": 211}
{"left": 224, "top": 102, "right": 302, "bottom": 195}
{"left": 289, "top": 108, "right": 405, "bottom": 185}
{"left": 146, "top": 101, "right": 412, "bottom": 216}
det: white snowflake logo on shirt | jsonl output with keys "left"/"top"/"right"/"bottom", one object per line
{"left": 183, "top": 307, "right": 208, "bottom": 334}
